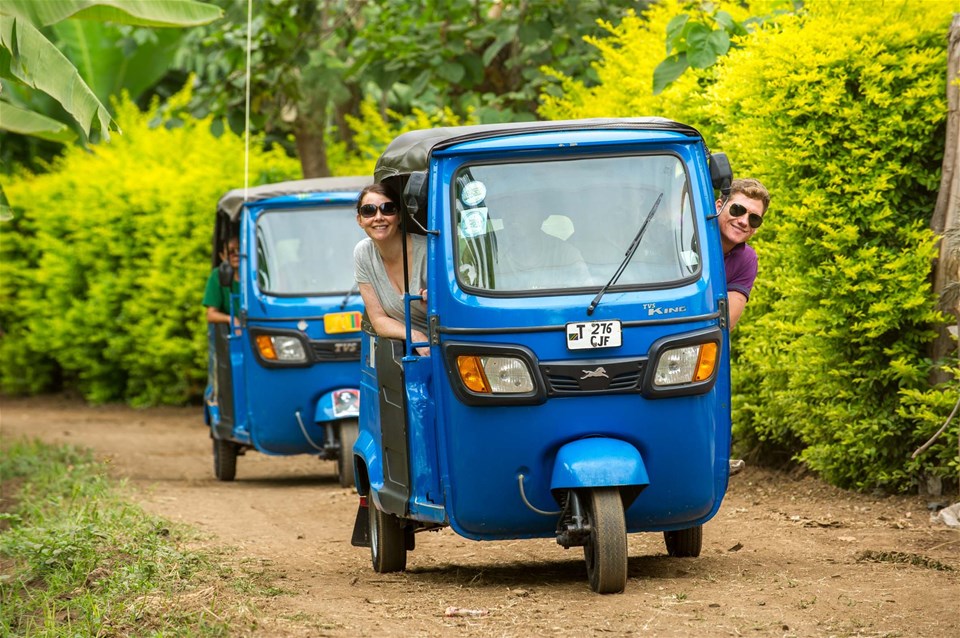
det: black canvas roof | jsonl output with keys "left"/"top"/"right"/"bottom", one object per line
{"left": 374, "top": 117, "right": 702, "bottom": 183}
{"left": 217, "top": 175, "right": 371, "bottom": 221}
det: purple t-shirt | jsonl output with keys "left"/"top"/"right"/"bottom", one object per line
{"left": 724, "top": 242, "right": 758, "bottom": 299}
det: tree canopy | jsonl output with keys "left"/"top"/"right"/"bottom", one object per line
{"left": 172, "top": 0, "right": 646, "bottom": 177}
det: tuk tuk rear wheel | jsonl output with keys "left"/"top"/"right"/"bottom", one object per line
{"left": 663, "top": 525, "right": 702, "bottom": 557}
{"left": 369, "top": 503, "right": 407, "bottom": 572}
{"left": 336, "top": 420, "right": 359, "bottom": 488}
{"left": 212, "top": 438, "right": 238, "bottom": 481}
{"left": 582, "top": 488, "right": 627, "bottom": 594}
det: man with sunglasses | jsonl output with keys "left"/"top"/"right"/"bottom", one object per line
{"left": 717, "top": 178, "right": 769, "bottom": 477}
{"left": 717, "top": 178, "right": 770, "bottom": 330}
{"left": 203, "top": 236, "right": 241, "bottom": 325}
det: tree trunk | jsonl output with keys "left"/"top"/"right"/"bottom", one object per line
{"left": 930, "top": 14, "right": 960, "bottom": 384}
{"left": 294, "top": 120, "right": 330, "bottom": 179}
{"left": 334, "top": 86, "right": 362, "bottom": 153}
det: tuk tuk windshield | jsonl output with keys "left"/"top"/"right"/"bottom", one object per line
{"left": 454, "top": 154, "right": 699, "bottom": 293}
{"left": 255, "top": 207, "right": 366, "bottom": 295}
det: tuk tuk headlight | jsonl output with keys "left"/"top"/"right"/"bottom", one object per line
{"left": 255, "top": 334, "right": 307, "bottom": 362}
{"left": 653, "top": 342, "right": 718, "bottom": 386}
{"left": 457, "top": 355, "right": 534, "bottom": 394}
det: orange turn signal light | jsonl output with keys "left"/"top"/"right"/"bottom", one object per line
{"left": 457, "top": 355, "right": 491, "bottom": 393}
{"left": 694, "top": 342, "right": 718, "bottom": 382}
{"left": 256, "top": 335, "right": 278, "bottom": 360}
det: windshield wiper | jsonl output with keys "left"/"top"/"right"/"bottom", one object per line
{"left": 339, "top": 283, "right": 358, "bottom": 310}
{"left": 586, "top": 193, "right": 663, "bottom": 316}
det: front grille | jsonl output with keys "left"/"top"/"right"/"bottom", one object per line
{"left": 540, "top": 357, "right": 646, "bottom": 396}
{"left": 310, "top": 339, "right": 361, "bottom": 362}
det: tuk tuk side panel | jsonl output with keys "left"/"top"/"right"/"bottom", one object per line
{"left": 357, "top": 330, "right": 447, "bottom": 520}
{"left": 206, "top": 324, "right": 234, "bottom": 436}
{"left": 357, "top": 332, "right": 386, "bottom": 493}
{"left": 223, "top": 324, "right": 252, "bottom": 444}
{"left": 403, "top": 356, "right": 446, "bottom": 522}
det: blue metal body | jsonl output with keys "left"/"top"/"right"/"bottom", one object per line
{"left": 205, "top": 185, "right": 367, "bottom": 457}
{"left": 357, "top": 123, "right": 732, "bottom": 541}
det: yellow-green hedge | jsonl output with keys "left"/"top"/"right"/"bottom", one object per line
{"left": 1, "top": 87, "right": 301, "bottom": 405}
{"left": 542, "top": 0, "right": 957, "bottom": 490}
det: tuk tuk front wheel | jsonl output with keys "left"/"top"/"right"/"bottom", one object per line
{"left": 582, "top": 488, "right": 627, "bottom": 594}
{"left": 212, "top": 438, "right": 238, "bottom": 481}
{"left": 369, "top": 503, "right": 407, "bottom": 572}
{"left": 336, "top": 420, "right": 359, "bottom": 488}
{"left": 663, "top": 525, "right": 702, "bottom": 557}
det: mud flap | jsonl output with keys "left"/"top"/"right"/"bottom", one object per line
{"left": 351, "top": 500, "right": 370, "bottom": 547}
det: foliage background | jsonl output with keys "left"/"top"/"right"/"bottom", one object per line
{"left": 0, "top": 87, "right": 300, "bottom": 406}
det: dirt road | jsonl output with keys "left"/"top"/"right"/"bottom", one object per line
{"left": 2, "top": 395, "right": 958, "bottom": 637}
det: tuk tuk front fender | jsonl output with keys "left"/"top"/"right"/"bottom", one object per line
{"left": 353, "top": 430, "right": 381, "bottom": 497}
{"left": 550, "top": 438, "right": 649, "bottom": 508}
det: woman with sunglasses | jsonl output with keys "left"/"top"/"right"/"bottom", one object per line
{"left": 354, "top": 183, "right": 430, "bottom": 356}
{"left": 716, "top": 177, "right": 770, "bottom": 330}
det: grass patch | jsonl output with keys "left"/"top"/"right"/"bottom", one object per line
{"left": 0, "top": 439, "right": 257, "bottom": 637}
{"left": 855, "top": 550, "right": 956, "bottom": 572}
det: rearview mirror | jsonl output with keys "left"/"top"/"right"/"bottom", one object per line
{"left": 403, "top": 171, "right": 428, "bottom": 219}
{"left": 218, "top": 261, "right": 234, "bottom": 287}
{"left": 709, "top": 152, "right": 733, "bottom": 197}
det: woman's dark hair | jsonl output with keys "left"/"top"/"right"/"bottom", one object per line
{"left": 356, "top": 183, "right": 400, "bottom": 211}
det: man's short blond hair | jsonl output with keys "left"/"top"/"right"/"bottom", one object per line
{"left": 730, "top": 178, "right": 770, "bottom": 214}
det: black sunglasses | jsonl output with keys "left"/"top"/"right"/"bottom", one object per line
{"left": 729, "top": 203, "right": 763, "bottom": 229}
{"left": 358, "top": 201, "right": 399, "bottom": 218}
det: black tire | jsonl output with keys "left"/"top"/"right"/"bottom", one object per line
{"left": 664, "top": 525, "right": 702, "bottom": 557}
{"left": 212, "top": 437, "right": 238, "bottom": 481}
{"left": 582, "top": 488, "right": 627, "bottom": 594}
{"left": 369, "top": 502, "right": 407, "bottom": 572}
{"left": 336, "top": 419, "right": 359, "bottom": 488}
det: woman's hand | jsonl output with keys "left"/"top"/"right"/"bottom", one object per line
{"left": 413, "top": 329, "right": 431, "bottom": 357}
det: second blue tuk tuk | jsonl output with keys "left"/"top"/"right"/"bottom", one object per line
{"left": 205, "top": 176, "right": 369, "bottom": 486}
{"left": 351, "top": 118, "right": 736, "bottom": 593}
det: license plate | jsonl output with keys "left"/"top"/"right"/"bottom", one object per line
{"left": 324, "top": 311, "right": 362, "bottom": 334}
{"left": 566, "top": 320, "right": 622, "bottom": 350}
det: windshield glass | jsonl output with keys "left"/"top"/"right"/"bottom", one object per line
{"left": 454, "top": 154, "right": 698, "bottom": 293}
{"left": 255, "top": 206, "right": 366, "bottom": 295}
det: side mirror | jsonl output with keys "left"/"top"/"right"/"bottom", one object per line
{"left": 403, "top": 171, "right": 428, "bottom": 219}
{"left": 709, "top": 152, "right": 733, "bottom": 197}
{"left": 218, "top": 261, "right": 234, "bottom": 287}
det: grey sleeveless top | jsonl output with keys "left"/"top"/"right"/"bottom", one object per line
{"left": 354, "top": 234, "right": 428, "bottom": 332}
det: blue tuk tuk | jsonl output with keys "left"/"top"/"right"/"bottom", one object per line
{"left": 350, "top": 119, "right": 736, "bottom": 593}
{"left": 205, "top": 176, "right": 369, "bottom": 486}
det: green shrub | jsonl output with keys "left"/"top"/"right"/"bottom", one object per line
{"left": 1, "top": 85, "right": 301, "bottom": 405}
{"left": 541, "top": 0, "right": 958, "bottom": 490}
{"left": 710, "top": 0, "right": 954, "bottom": 490}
